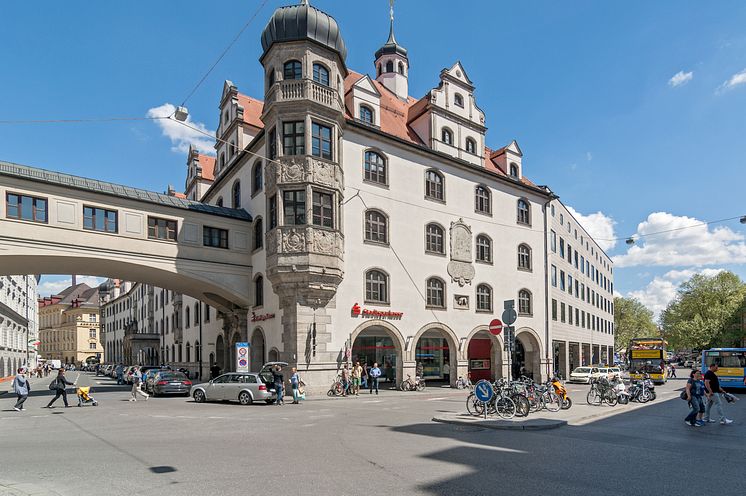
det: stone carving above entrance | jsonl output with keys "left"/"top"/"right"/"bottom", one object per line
{"left": 447, "top": 218, "right": 475, "bottom": 286}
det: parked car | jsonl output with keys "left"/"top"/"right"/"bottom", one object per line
{"left": 683, "top": 359, "right": 697, "bottom": 368}
{"left": 147, "top": 371, "right": 192, "bottom": 397}
{"left": 258, "top": 362, "right": 289, "bottom": 394}
{"left": 569, "top": 366, "right": 599, "bottom": 383}
{"left": 190, "top": 367, "right": 282, "bottom": 406}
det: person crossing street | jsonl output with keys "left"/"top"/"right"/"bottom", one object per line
{"left": 12, "top": 368, "right": 30, "bottom": 411}
{"left": 45, "top": 369, "right": 75, "bottom": 408}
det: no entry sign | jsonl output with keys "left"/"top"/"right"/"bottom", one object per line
{"left": 489, "top": 319, "right": 503, "bottom": 336}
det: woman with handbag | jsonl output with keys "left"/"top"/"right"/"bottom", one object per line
{"left": 45, "top": 369, "right": 75, "bottom": 408}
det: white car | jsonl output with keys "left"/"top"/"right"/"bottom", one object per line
{"left": 683, "top": 359, "right": 696, "bottom": 368}
{"left": 569, "top": 367, "right": 599, "bottom": 383}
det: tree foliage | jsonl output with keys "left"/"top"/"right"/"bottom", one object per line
{"left": 660, "top": 271, "right": 746, "bottom": 350}
{"left": 614, "top": 296, "right": 659, "bottom": 350}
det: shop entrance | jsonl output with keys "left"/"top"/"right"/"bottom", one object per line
{"left": 569, "top": 342, "right": 580, "bottom": 372}
{"left": 414, "top": 329, "right": 455, "bottom": 383}
{"left": 514, "top": 329, "right": 541, "bottom": 380}
{"left": 250, "top": 328, "right": 265, "bottom": 372}
{"left": 553, "top": 340, "right": 567, "bottom": 379}
{"left": 351, "top": 327, "right": 401, "bottom": 385}
{"left": 581, "top": 343, "right": 591, "bottom": 366}
{"left": 467, "top": 331, "right": 503, "bottom": 382}
{"left": 592, "top": 345, "right": 600, "bottom": 365}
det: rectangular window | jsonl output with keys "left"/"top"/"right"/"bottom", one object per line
{"left": 89, "top": 329, "right": 96, "bottom": 338}
{"left": 582, "top": 311, "right": 586, "bottom": 328}
{"left": 6, "top": 192, "right": 47, "bottom": 223}
{"left": 551, "top": 265, "right": 557, "bottom": 287}
{"left": 266, "top": 194, "right": 277, "bottom": 230}
{"left": 147, "top": 216, "right": 177, "bottom": 241}
{"left": 311, "top": 122, "right": 332, "bottom": 160}
{"left": 550, "top": 230, "right": 556, "bottom": 252}
{"left": 560, "top": 270, "right": 566, "bottom": 291}
{"left": 574, "top": 252, "right": 579, "bottom": 269}
{"left": 567, "top": 275, "right": 573, "bottom": 295}
{"left": 268, "top": 128, "right": 277, "bottom": 160}
{"left": 575, "top": 280, "right": 579, "bottom": 298}
{"left": 203, "top": 226, "right": 229, "bottom": 249}
{"left": 551, "top": 299, "right": 557, "bottom": 321}
{"left": 282, "top": 121, "right": 305, "bottom": 156}
{"left": 568, "top": 305, "right": 573, "bottom": 325}
{"left": 567, "top": 245, "right": 572, "bottom": 264}
{"left": 575, "top": 308, "right": 579, "bottom": 327}
{"left": 580, "top": 256, "right": 585, "bottom": 274}
{"left": 560, "top": 303, "right": 566, "bottom": 323}
{"left": 559, "top": 238, "right": 565, "bottom": 258}
{"left": 89, "top": 343, "right": 96, "bottom": 349}
{"left": 283, "top": 190, "right": 306, "bottom": 226}
{"left": 83, "top": 206, "right": 118, "bottom": 233}
{"left": 312, "top": 191, "right": 333, "bottom": 228}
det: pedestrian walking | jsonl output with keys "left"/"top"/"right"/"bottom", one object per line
{"left": 684, "top": 370, "right": 705, "bottom": 427}
{"left": 290, "top": 367, "right": 304, "bottom": 404}
{"left": 115, "top": 363, "right": 124, "bottom": 385}
{"left": 352, "top": 361, "right": 363, "bottom": 396}
{"left": 272, "top": 365, "right": 284, "bottom": 405}
{"left": 703, "top": 363, "right": 733, "bottom": 425}
{"left": 669, "top": 364, "right": 677, "bottom": 378}
{"left": 129, "top": 367, "right": 149, "bottom": 402}
{"left": 12, "top": 368, "right": 31, "bottom": 411}
{"left": 45, "top": 369, "right": 75, "bottom": 408}
{"left": 341, "top": 364, "right": 350, "bottom": 396}
{"left": 443, "top": 361, "right": 450, "bottom": 384}
{"left": 369, "top": 362, "right": 381, "bottom": 395}
{"left": 361, "top": 363, "right": 369, "bottom": 389}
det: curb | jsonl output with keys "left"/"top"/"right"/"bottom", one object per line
{"left": 432, "top": 416, "right": 566, "bottom": 431}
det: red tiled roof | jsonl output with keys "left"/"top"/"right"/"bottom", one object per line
{"left": 170, "top": 191, "right": 187, "bottom": 199}
{"left": 197, "top": 154, "right": 215, "bottom": 181}
{"left": 236, "top": 93, "right": 264, "bottom": 129}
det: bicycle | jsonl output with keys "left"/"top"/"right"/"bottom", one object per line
{"left": 399, "top": 374, "right": 426, "bottom": 391}
{"left": 587, "top": 377, "right": 617, "bottom": 406}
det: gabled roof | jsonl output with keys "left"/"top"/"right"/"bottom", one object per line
{"left": 196, "top": 154, "right": 216, "bottom": 181}
{"left": 236, "top": 93, "right": 264, "bottom": 130}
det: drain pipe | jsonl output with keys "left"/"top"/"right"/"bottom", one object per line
{"left": 541, "top": 189, "right": 558, "bottom": 381}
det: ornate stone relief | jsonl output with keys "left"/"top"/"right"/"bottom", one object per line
{"left": 312, "top": 229, "right": 336, "bottom": 254}
{"left": 281, "top": 159, "right": 305, "bottom": 183}
{"left": 282, "top": 228, "right": 306, "bottom": 253}
{"left": 447, "top": 218, "right": 475, "bottom": 286}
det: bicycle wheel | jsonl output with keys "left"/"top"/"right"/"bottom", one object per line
{"left": 604, "top": 390, "right": 618, "bottom": 406}
{"left": 495, "top": 396, "right": 516, "bottom": 419}
{"left": 543, "top": 391, "right": 561, "bottom": 412}
{"left": 416, "top": 381, "right": 426, "bottom": 391}
{"left": 511, "top": 394, "right": 530, "bottom": 417}
{"left": 466, "top": 393, "right": 483, "bottom": 416}
{"left": 586, "top": 388, "right": 602, "bottom": 406}
{"left": 527, "top": 394, "right": 543, "bottom": 413}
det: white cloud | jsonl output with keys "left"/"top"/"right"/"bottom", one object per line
{"left": 146, "top": 103, "right": 215, "bottom": 155}
{"left": 717, "top": 68, "right": 746, "bottom": 93}
{"left": 37, "top": 276, "right": 107, "bottom": 297}
{"left": 668, "top": 70, "right": 693, "bottom": 87}
{"left": 565, "top": 206, "right": 617, "bottom": 252}
{"left": 586, "top": 151, "right": 593, "bottom": 161}
{"left": 629, "top": 268, "right": 724, "bottom": 319}
{"left": 613, "top": 212, "right": 746, "bottom": 268}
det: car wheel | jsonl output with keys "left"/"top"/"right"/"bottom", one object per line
{"left": 238, "top": 391, "right": 253, "bottom": 406}
{"left": 193, "top": 390, "right": 206, "bottom": 403}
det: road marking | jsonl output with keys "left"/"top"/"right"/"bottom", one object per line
{"left": 300, "top": 423, "right": 316, "bottom": 427}
{"left": 208, "top": 416, "right": 224, "bottom": 419}
{"left": 362, "top": 400, "right": 383, "bottom": 404}
{"left": 427, "top": 397, "right": 449, "bottom": 401}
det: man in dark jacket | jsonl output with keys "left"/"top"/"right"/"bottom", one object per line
{"left": 46, "top": 369, "right": 75, "bottom": 408}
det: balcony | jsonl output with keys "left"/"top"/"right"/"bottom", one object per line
{"left": 265, "top": 79, "right": 343, "bottom": 113}
{"left": 266, "top": 226, "right": 343, "bottom": 259}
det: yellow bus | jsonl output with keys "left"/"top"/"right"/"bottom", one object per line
{"left": 628, "top": 338, "right": 667, "bottom": 384}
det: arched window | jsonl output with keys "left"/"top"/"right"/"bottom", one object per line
{"left": 426, "top": 277, "right": 445, "bottom": 308}
{"left": 364, "top": 209, "right": 388, "bottom": 244}
{"left": 386, "top": 60, "right": 394, "bottom": 73}
{"left": 518, "top": 289, "right": 532, "bottom": 315}
{"left": 254, "top": 218, "right": 263, "bottom": 250}
{"left": 283, "top": 60, "right": 302, "bottom": 80}
{"left": 359, "top": 105, "right": 374, "bottom": 124}
{"left": 216, "top": 197, "right": 223, "bottom": 207}
{"left": 476, "top": 235, "right": 492, "bottom": 263}
{"left": 252, "top": 161, "right": 262, "bottom": 193}
{"left": 178, "top": 343, "right": 183, "bottom": 363}
{"left": 195, "top": 340, "right": 201, "bottom": 363}
{"left": 510, "top": 163, "right": 519, "bottom": 178}
{"left": 441, "top": 128, "right": 453, "bottom": 145}
{"left": 425, "top": 170, "right": 444, "bottom": 201}
{"left": 476, "top": 284, "right": 492, "bottom": 312}
{"left": 425, "top": 223, "right": 444, "bottom": 254}
{"left": 518, "top": 243, "right": 532, "bottom": 271}
{"left": 172, "top": 345, "right": 176, "bottom": 363}
{"left": 185, "top": 307, "right": 190, "bottom": 328}
{"left": 465, "top": 137, "right": 476, "bottom": 154}
{"left": 186, "top": 342, "right": 191, "bottom": 363}
{"left": 475, "top": 185, "right": 491, "bottom": 214}
{"left": 232, "top": 180, "right": 241, "bottom": 209}
{"left": 255, "top": 276, "right": 264, "bottom": 307}
{"left": 312, "top": 63, "right": 329, "bottom": 86}
{"left": 454, "top": 93, "right": 464, "bottom": 107}
{"left": 365, "top": 269, "right": 388, "bottom": 303}
{"left": 364, "top": 150, "right": 386, "bottom": 184}
{"left": 517, "top": 199, "right": 530, "bottom": 225}
{"left": 219, "top": 153, "right": 225, "bottom": 172}
{"left": 377, "top": 63, "right": 382, "bottom": 77}
{"left": 398, "top": 61, "right": 404, "bottom": 75}
{"left": 193, "top": 303, "right": 199, "bottom": 325}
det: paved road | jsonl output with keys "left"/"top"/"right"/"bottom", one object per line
{"left": 1, "top": 374, "right": 744, "bottom": 495}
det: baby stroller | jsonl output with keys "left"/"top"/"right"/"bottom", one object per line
{"left": 76, "top": 386, "right": 98, "bottom": 407}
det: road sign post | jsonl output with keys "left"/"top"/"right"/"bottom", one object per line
{"left": 502, "top": 300, "right": 517, "bottom": 380}
{"left": 474, "top": 379, "right": 494, "bottom": 420}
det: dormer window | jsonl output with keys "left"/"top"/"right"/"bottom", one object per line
{"left": 509, "top": 163, "right": 519, "bottom": 178}
{"left": 454, "top": 93, "right": 464, "bottom": 107}
{"left": 465, "top": 137, "right": 476, "bottom": 154}
{"left": 313, "top": 63, "right": 329, "bottom": 86}
{"left": 283, "top": 60, "right": 302, "bottom": 80}
{"left": 359, "top": 105, "right": 374, "bottom": 125}
{"left": 441, "top": 128, "right": 453, "bottom": 145}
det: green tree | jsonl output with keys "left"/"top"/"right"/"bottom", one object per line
{"left": 660, "top": 271, "right": 746, "bottom": 350}
{"left": 614, "top": 296, "right": 659, "bottom": 350}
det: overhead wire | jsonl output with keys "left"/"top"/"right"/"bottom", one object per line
{"left": 0, "top": 116, "right": 170, "bottom": 125}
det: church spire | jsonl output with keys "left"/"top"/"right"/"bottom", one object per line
{"left": 374, "top": 0, "right": 409, "bottom": 100}
{"left": 387, "top": 0, "right": 397, "bottom": 45}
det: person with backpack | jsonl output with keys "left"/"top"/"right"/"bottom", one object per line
{"left": 45, "top": 369, "right": 75, "bottom": 408}
{"left": 684, "top": 369, "right": 705, "bottom": 427}
{"left": 12, "top": 368, "right": 31, "bottom": 411}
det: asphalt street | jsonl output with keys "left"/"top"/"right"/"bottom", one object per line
{"left": 1, "top": 374, "right": 744, "bottom": 496}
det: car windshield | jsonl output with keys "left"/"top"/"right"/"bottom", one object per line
{"left": 158, "top": 373, "right": 187, "bottom": 381}
{"left": 573, "top": 368, "right": 591, "bottom": 373}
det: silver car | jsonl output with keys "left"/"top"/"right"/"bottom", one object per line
{"left": 190, "top": 372, "right": 276, "bottom": 406}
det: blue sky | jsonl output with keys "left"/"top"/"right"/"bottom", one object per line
{"left": 2, "top": 1, "right": 746, "bottom": 317}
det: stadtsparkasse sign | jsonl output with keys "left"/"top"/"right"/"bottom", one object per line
{"left": 351, "top": 303, "right": 403, "bottom": 319}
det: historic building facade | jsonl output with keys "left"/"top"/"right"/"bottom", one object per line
{"left": 92, "top": 1, "right": 614, "bottom": 389}
{"left": 0, "top": 275, "right": 38, "bottom": 378}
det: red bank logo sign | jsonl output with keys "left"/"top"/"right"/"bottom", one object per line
{"left": 351, "top": 303, "right": 403, "bottom": 319}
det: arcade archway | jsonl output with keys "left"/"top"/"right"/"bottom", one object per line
{"left": 350, "top": 321, "right": 406, "bottom": 386}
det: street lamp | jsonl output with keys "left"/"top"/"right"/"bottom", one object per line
{"left": 625, "top": 237, "right": 635, "bottom": 245}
